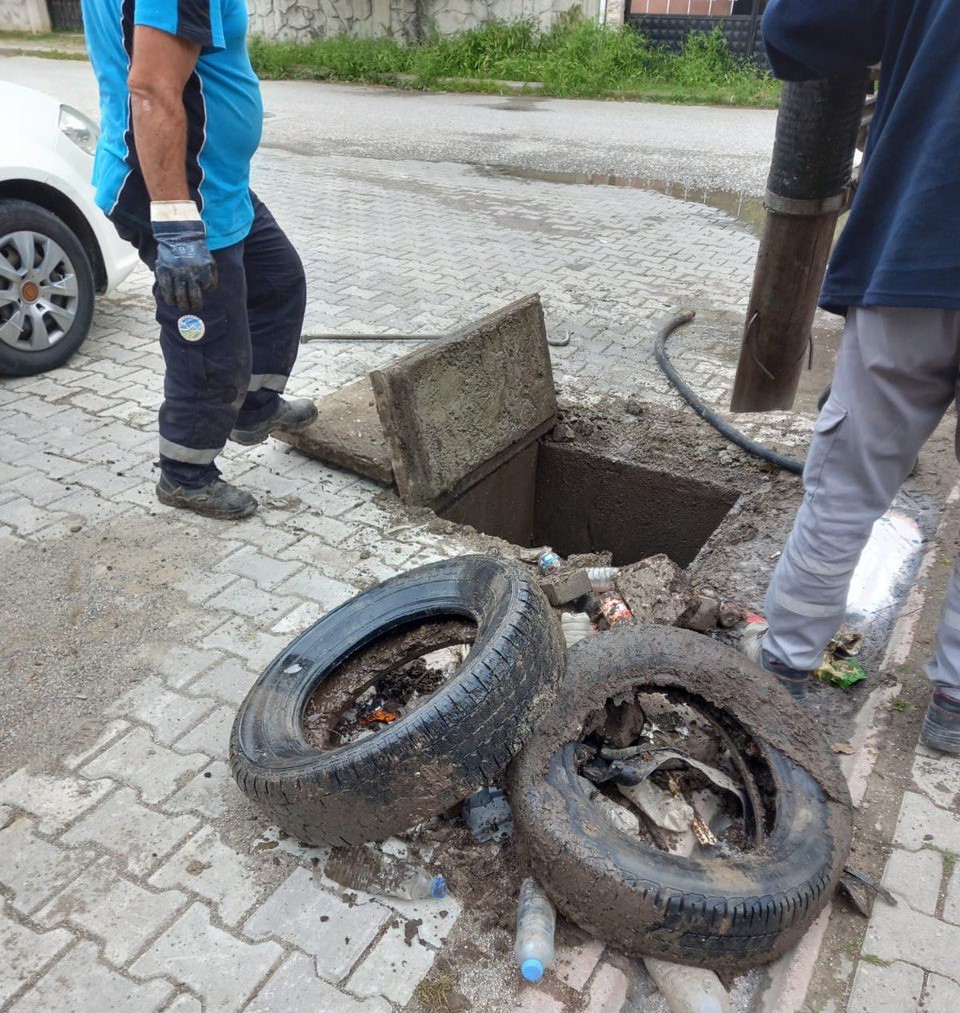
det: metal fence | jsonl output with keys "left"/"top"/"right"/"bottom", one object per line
{"left": 47, "top": 0, "right": 84, "bottom": 31}
{"left": 625, "top": 1, "right": 769, "bottom": 68}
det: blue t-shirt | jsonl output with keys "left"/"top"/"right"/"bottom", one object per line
{"left": 762, "top": 0, "right": 960, "bottom": 314}
{"left": 81, "top": 0, "right": 263, "bottom": 249}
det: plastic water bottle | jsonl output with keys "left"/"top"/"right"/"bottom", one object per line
{"left": 324, "top": 845, "right": 445, "bottom": 901}
{"left": 644, "top": 957, "right": 731, "bottom": 1013}
{"left": 538, "top": 550, "right": 563, "bottom": 575}
{"left": 561, "top": 612, "right": 593, "bottom": 647}
{"left": 586, "top": 566, "right": 619, "bottom": 591}
{"left": 514, "top": 877, "right": 556, "bottom": 982}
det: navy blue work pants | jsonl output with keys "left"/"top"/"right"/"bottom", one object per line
{"left": 111, "top": 194, "right": 306, "bottom": 487}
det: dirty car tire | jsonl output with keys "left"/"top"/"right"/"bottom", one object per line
{"left": 231, "top": 555, "right": 566, "bottom": 846}
{"left": 510, "top": 624, "right": 853, "bottom": 972}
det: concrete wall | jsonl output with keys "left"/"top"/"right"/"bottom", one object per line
{"left": 247, "top": 0, "right": 611, "bottom": 44}
{"left": 0, "top": 0, "right": 51, "bottom": 32}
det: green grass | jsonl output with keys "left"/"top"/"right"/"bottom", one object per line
{"left": 248, "top": 15, "right": 780, "bottom": 107}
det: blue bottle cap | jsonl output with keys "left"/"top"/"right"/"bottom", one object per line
{"left": 431, "top": 876, "right": 446, "bottom": 899}
{"left": 521, "top": 958, "right": 544, "bottom": 982}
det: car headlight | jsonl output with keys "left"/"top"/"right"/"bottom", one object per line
{"left": 59, "top": 105, "right": 100, "bottom": 156}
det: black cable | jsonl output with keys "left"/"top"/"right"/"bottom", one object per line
{"left": 654, "top": 310, "right": 804, "bottom": 475}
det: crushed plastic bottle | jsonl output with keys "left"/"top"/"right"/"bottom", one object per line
{"left": 538, "top": 550, "right": 563, "bottom": 575}
{"left": 324, "top": 845, "right": 445, "bottom": 901}
{"left": 586, "top": 566, "right": 619, "bottom": 591}
{"left": 644, "top": 956, "right": 732, "bottom": 1013}
{"left": 561, "top": 612, "right": 594, "bottom": 648}
{"left": 514, "top": 877, "right": 556, "bottom": 983}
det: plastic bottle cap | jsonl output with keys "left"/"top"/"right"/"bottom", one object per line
{"left": 431, "top": 876, "right": 447, "bottom": 899}
{"left": 521, "top": 959, "right": 544, "bottom": 982}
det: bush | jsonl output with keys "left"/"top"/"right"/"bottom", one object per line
{"left": 248, "top": 18, "right": 779, "bottom": 107}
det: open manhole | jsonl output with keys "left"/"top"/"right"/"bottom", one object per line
{"left": 439, "top": 438, "right": 739, "bottom": 568}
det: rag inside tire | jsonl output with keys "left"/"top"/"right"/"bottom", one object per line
{"left": 509, "top": 624, "right": 853, "bottom": 972}
{"left": 230, "top": 554, "right": 566, "bottom": 846}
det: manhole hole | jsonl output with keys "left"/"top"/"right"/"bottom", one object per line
{"left": 439, "top": 437, "right": 738, "bottom": 568}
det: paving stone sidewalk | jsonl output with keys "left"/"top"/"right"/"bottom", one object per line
{"left": 0, "top": 147, "right": 861, "bottom": 1011}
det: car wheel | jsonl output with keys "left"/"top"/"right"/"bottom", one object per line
{"left": 230, "top": 555, "right": 566, "bottom": 846}
{"left": 0, "top": 199, "right": 96, "bottom": 376}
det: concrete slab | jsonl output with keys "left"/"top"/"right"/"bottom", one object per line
{"left": 370, "top": 294, "right": 557, "bottom": 507}
{"left": 273, "top": 378, "right": 393, "bottom": 486}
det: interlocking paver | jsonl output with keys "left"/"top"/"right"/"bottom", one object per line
{"left": 149, "top": 826, "right": 263, "bottom": 927}
{"left": 130, "top": 904, "right": 282, "bottom": 1013}
{"left": 35, "top": 856, "right": 187, "bottom": 966}
{"left": 924, "top": 972, "right": 960, "bottom": 1012}
{"left": 584, "top": 962, "right": 630, "bottom": 1013}
{"left": 162, "top": 760, "right": 236, "bottom": 819}
{"left": 200, "top": 616, "right": 290, "bottom": 670}
{"left": 345, "top": 916, "right": 437, "bottom": 1006}
{"left": 9, "top": 940, "right": 173, "bottom": 1013}
{"left": 862, "top": 896, "right": 960, "bottom": 981}
{"left": 60, "top": 787, "right": 198, "bottom": 877}
{"left": 893, "top": 791, "right": 960, "bottom": 854}
{"left": 184, "top": 657, "right": 259, "bottom": 707}
{"left": 162, "top": 996, "right": 203, "bottom": 1013}
{"left": 881, "top": 846, "right": 944, "bottom": 916}
{"left": 911, "top": 745, "right": 960, "bottom": 810}
{"left": 207, "top": 577, "right": 300, "bottom": 620}
{"left": 274, "top": 569, "right": 357, "bottom": 610}
{"left": 0, "top": 767, "right": 113, "bottom": 834}
{"left": 847, "top": 959, "right": 924, "bottom": 1013}
{"left": 246, "top": 952, "right": 392, "bottom": 1013}
{"left": 0, "top": 905, "right": 73, "bottom": 1006}
{"left": 107, "top": 677, "right": 216, "bottom": 745}
{"left": 136, "top": 642, "right": 223, "bottom": 689}
{"left": 62, "top": 719, "right": 130, "bottom": 770}
{"left": 214, "top": 546, "right": 303, "bottom": 590}
{"left": 0, "top": 817, "right": 97, "bottom": 914}
{"left": 244, "top": 866, "right": 390, "bottom": 983}
{"left": 173, "top": 705, "right": 235, "bottom": 757}
{"left": 80, "top": 728, "right": 208, "bottom": 804}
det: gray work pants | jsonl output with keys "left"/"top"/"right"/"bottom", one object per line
{"left": 764, "top": 306, "right": 960, "bottom": 698}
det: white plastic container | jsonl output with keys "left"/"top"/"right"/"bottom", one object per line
{"left": 586, "top": 566, "right": 619, "bottom": 591}
{"left": 324, "top": 845, "right": 445, "bottom": 901}
{"left": 514, "top": 877, "right": 556, "bottom": 982}
{"left": 644, "top": 956, "right": 731, "bottom": 1013}
{"left": 561, "top": 612, "right": 593, "bottom": 648}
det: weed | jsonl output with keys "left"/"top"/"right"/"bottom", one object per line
{"left": 415, "top": 975, "right": 457, "bottom": 1011}
{"left": 922, "top": 842, "right": 958, "bottom": 875}
{"left": 860, "top": 953, "right": 892, "bottom": 967}
{"left": 890, "top": 696, "right": 912, "bottom": 712}
{"left": 248, "top": 18, "right": 780, "bottom": 107}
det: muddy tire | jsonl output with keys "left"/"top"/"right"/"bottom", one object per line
{"left": 510, "top": 625, "right": 852, "bottom": 972}
{"left": 231, "top": 555, "right": 565, "bottom": 846}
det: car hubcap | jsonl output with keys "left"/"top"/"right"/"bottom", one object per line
{"left": 0, "top": 230, "right": 80, "bottom": 352}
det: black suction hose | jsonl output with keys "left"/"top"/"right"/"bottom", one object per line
{"left": 655, "top": 311, "right": 804, "bottom": 475}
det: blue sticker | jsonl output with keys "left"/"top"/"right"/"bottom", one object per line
{"left": 177, "top": 314, "right": 205, "bottom": 342}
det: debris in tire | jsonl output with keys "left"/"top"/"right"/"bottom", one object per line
{"left": 461, "top": 787, "right": 513, "bottom": 843}
{"left": 324, "top": 844, "right": 446, "bottom": 900}
{"left": 815, "top": 655, "right": 867, "bottom": 689}
{"left": 644, "top": 956, "right": 732, "bottom": 1013}
{"left": 540, "top": 566, "right": 592, "bottom": 607}
{"left": 617, "top": 777, "right": 694, "bottom": 834}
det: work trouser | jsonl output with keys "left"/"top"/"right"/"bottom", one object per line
{"left": 111, "top": 194, "right": 306, "bottom": 487}
{"left": 764, "top": 306, "right": 960, "bottom": 698}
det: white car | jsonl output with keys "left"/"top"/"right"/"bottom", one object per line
{"left": 0, "top": 80, "right": 137, "bottom": 376}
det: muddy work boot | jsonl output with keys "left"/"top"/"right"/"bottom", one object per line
{"left": 229, "top": 398, "right": 318, "bottom": 446}
{"left": 738, "top": 620, "right": 810, "bottom": 700}
{"left": 156, "top": 476, "right": 258, "bottom": 520}
{"left": 921, "top": 690, "right": 960, "bottom": 754}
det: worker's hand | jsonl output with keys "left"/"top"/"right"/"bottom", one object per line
{"left": 150, "top": 201, "right": 218, "bottom": 313}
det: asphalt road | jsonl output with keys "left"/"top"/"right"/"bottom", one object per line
{"left": 1, "top": 54, "right": 777, "bottom": 195}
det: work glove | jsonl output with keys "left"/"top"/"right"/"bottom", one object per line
{"left": 150, "top": 201, "right": 218, "bottom": 313}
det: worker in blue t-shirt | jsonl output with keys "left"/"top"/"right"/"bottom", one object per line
{"left": 740, "top": 0, "right": 960, "bottom": 755}
{"left": 80, "top": 0, "right": 317, "bottom": 519}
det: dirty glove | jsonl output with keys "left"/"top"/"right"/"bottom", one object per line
{"left": 150, "top": 201, "right": 218, "bottom": 313}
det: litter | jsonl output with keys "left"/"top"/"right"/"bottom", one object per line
{"left": 324, "top": 844, "right": 445, "bottom": 901}
{"left": 644, "top": 956, "right": 732, "bottom": 1013}
{"left": 561, "top": 612, "right": 594, "bottom": 648}
{"left": 617, "top": 777, "right": 695, "bottom": 834}
{"left": 461, "top": 787, "right": 513, "bottom": 843}
{"left": 514, "top": 877, "right": 556, "bottom": 983}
